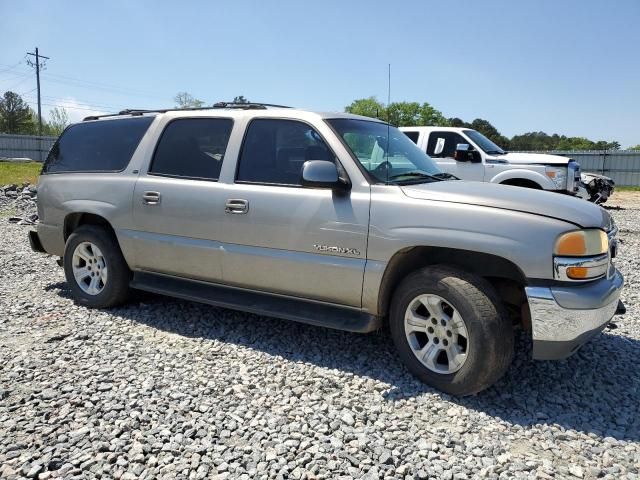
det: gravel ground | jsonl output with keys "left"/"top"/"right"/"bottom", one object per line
{"left": 0, "top": 188, "right": 638, "bottom": 479}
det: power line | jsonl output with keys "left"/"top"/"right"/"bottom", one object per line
{"left": 0, "top": 60, "right": 27, "bottom": 75}
{"left": 41, "top": 74, "right": 169, "bottom": 101}
{"left": 25, "top": 100, "right": 116, "bottom": 113}
{"left": 2, "top": 72, "right": 34, "bottom": 91}
{"left": 42, "top": 71, "right": 168, "bottom": 98}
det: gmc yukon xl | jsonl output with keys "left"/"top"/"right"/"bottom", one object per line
{"left": 29, "top": 103, "right": 625, "bottom": 395}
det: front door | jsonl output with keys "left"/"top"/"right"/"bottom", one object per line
{"left": 218, "top": 118, "right": 370, "bottom": 307}
{"left": 130, "top": 117, "right": 234, "bottom": 282}
{"left": 426, "top": 131, "right": 485, "bottom": 181}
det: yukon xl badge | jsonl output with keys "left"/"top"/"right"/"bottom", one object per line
{"left": 313, "top": 244, "right": 361, "bottom": 256}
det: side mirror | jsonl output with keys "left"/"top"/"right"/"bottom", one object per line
{"left": 454, "top": 143, "right": 480, "bottom": 162}
{"left": 301, "top": 160, "right": 350, "bottom": 190}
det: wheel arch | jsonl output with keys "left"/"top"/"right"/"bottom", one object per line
{"left": 377, "top": 246, "right": 528, "bottom": 320}
{"left": 63, "top": 212, "right": 116, "bottom": 241}
{"left": 490, "top": 169, "right": 554, "bottom": 190}
{"left": 500, "top": 178, "right": 543, "bottom": 189}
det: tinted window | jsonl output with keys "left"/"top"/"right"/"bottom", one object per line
{"left": 403, "top": 131, "right": 420, "bottom": 144}
{"left": 464, "top": 129, "right": 505, "bottom": 154}
{"left": 237, "top": 119, "right": 334, "bottom": 185}
{"left": 426, "top": 131, "right": 468, "bottom": 158}
{"left": 43, "top": 116, "right": 154, "bottom": 173}
{"left": 150, "top": 118, "right": 233, "bottom": 180}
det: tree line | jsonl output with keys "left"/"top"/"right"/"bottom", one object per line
{"left": 346, "top": 97, "right": 634, "bottom": 151}
{"left": 0, "top": 91, "right": 70, "bottom": 136}
{"left": 3, "top": 89, "right": 637, "bottom": 150}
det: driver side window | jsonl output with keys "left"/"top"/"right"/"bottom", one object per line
{"left": 426, "top": 132, "right": 468, "bottom": 158}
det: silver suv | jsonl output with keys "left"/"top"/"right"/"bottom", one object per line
{"left": 29, "top": 103, "right": 625, "bottom": 395}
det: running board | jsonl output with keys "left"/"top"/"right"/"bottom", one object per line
{"left": 130, "top": 271, "right": 380, "bottom": 333}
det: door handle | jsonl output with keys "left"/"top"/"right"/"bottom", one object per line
{"left": 142, "top": 191, "right": 161, "bottom": 205}
{"left": 225, "top": 199, "right": 249, "bottom": 214}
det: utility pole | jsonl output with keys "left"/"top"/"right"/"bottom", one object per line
{"left": 26, "top": 47, "right": 49, "bottom": 162}
{"left": 26, "top": 47, "right": 50, "bottom": 136}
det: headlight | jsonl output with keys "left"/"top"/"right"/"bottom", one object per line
{"left": 545, "top": 166, "right": 567, "bottom": 189}
{"left": 555, "top": 229, "right": 608, "bottom": 256}
{"left": 554, "top": 229, "right": 609, "bottom": 281}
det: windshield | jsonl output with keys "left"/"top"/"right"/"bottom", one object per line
{"left": 464, "top": 129, "right": 505, "bottom": 155}
{"left": 327, "top": 118, "right": 442, "bottom": 184}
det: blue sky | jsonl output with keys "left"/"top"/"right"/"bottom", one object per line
{"left": 1, "top": 0, "right": 638, "bottom": 146}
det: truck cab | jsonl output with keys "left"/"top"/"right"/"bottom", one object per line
{"left": 401, "top": 126, "right": 582, "bottom": 194}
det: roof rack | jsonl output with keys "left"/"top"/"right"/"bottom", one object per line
{"left": 82, "top": 101, "right": 292, "bottom": 121}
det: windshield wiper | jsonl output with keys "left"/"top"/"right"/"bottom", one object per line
{"left": 432, "top": 172, "right": 459, "bottom": 180}
{"left": 387, "top": 171, "right": 443, "bottom": 183}
{"left": 486, "top": 150, "right": 505, "bottom": 155}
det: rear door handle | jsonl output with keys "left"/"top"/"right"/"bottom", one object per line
{"left": 142, "top": 191, "right": 161, "bottom": 205}
{"left": 225, "top": 199, "right": 249, "bottom": 214}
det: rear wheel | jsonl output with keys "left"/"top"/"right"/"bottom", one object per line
{"left": 389, "top": 266, "right": 513, "bottom": 396}
{"left": 63, "top": 225, "right": 131, "bottom": 308}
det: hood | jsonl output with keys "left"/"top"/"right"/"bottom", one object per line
{"left": 401, "top": 181, "right": 611, "bottom": 229}
{"left": 491, "top": 152, "right": 570, "bottom": 165}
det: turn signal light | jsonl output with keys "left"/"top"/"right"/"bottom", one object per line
{"left": 566, "top": 266, "right": 589, "bottom": 279}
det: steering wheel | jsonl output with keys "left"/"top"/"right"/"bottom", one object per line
{"left": 372, "top": 161, "right": 392, "bottom": 179}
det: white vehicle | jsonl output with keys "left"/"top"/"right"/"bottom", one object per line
{"left": 400, "top": 127, "right": 613, "bottom": 202}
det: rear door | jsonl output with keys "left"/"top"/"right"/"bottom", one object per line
{"left": 426, "top": 131, "right": 485, "bottom": 181}
{"left": 130, "top": 117, "right": 233, "bottom": 282}
{"left": 216, "top": 118, "right": 370, "bottom": 307}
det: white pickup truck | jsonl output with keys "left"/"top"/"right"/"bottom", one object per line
{"left": 400, "top": 127, "right": 614, "bottom": 203}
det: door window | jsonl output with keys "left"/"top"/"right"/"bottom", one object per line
{"left": 236, "top": 119, "right": 334, "bottom": 186}
{"left": 150, "top": 118, "right": 233, "bottom": 180}
{"left": 426, "top": 132, "right": 468, "bottom": 158}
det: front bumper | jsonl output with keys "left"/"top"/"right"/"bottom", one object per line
{"left": 526, "top": 268, "right": 624, "bottom": 360}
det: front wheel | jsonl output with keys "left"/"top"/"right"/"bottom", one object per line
{"left": 389, "top": 266, "right": 514, "bottom": 396}
{"left": 63, "top": 225, "right": 131, "bottom": 308}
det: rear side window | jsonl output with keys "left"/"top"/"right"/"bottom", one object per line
{"left": 236, "top": 119, "right": 334, "bottom": 185}
{"left": 150, "top": 118, "right": 233, "bottom": 180}
{"left": 426, "top": 131, "right": 467, "bottom": 158}
{"left": 43, "top": 116, "right": 154, "bottom": 173}
{"left": 403, "top": 131, "right": 420, "bottom": 144}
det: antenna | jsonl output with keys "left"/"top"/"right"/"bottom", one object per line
{"left": 386, "top": 63, "right": 391, "bottom": 184}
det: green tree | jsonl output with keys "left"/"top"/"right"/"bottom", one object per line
{"left": 469, "top": 118, "right": 510, "bottom": 149}
{"left": 47, "top": 107, "right": 70, "bottom": 136}
{"left": 345, "top": 97, "right": 448, "bottom": 127}
{"left": 509, "top": 132, "right": 558, "bottom": 151}
{"left": 0, "top": 91, "right": 37, "bottom": 134}
{"left": 556, "top": 136, "right": 594, "bottom": 150}
{"left": 174, "top": 91, "right": 205, "bottom": 109}
{"left": 629, "top": 144, "right": 640, "bottom": 150}
{"left": 233, "top": 95, "right": 249, "bottom": 104}
{"left": 448, "top": 117, "right": 468, "bottom": 128}
{"left": 345, "top": 97, "right": 385, "bottom": 119}
{"left": 387, "top": 101, "right": 449, "bottom": 127}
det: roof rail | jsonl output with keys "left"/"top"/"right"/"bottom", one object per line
{"left": 82, "top": 101, "right": 292, "bottom": 121}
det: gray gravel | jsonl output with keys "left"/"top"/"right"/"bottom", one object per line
{"left": 0, "top": 188, "right": 638, "bottom": 479}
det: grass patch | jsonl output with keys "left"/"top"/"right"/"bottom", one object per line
{"left": 0, "top": 161, "right": 42, "bottom": 185}
{"left": 617, "top": 186, "right": 640, "bottom": 191}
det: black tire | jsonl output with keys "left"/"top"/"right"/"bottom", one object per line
{"left": 63, "top": 225, "right": 131, "bottom": 308}
{"left": 389, "top": 265, "right": 513, "bottom": 396}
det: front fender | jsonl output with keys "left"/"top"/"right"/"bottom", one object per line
{"left": 489, "top": 169, "right": 557, "bottom": 190}
{"left": 362, "top": 188, "right": 575, "bottom": 314}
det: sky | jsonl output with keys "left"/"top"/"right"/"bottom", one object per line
{"left": 1, "top": 0, "right": 639, "bottom": 147}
